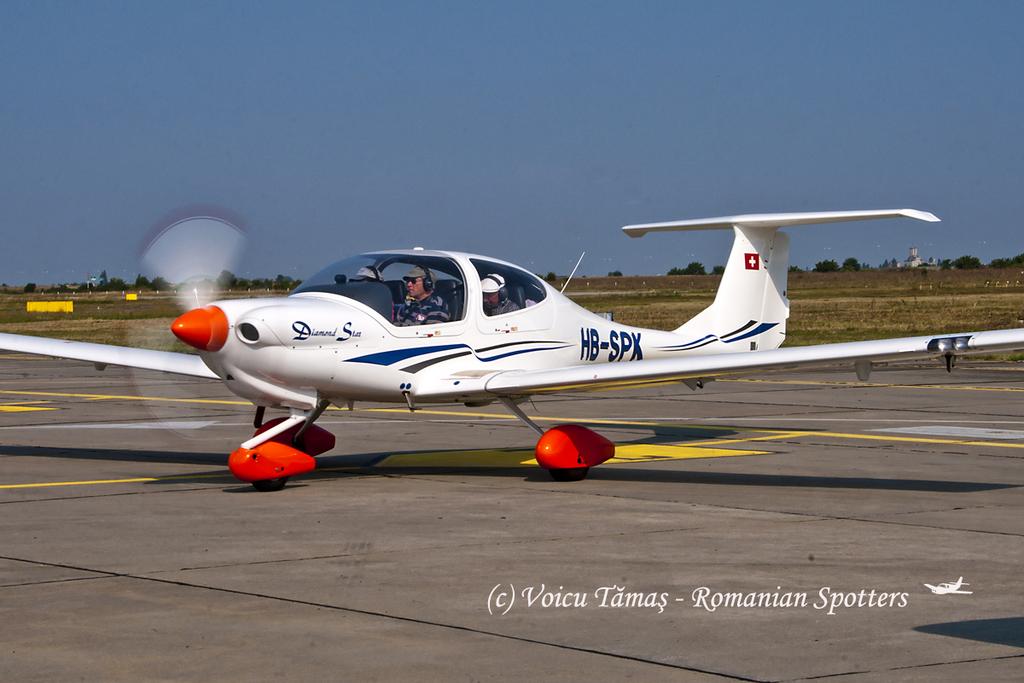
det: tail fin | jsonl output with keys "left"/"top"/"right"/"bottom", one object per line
{"left": 623, "top": 209, "right": 939, "bottom": 352}
{"left": 669, "top": 225, "right": 790, "bottom": 350}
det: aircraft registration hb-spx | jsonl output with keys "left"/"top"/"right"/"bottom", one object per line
{"left": 3, "top": 209, "right": 1024, "bottom": 491}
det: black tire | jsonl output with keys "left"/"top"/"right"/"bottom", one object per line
{"left": 548, "top": 467, "right": 589, "bottom": 482}
{"left": 251, "top": 477, "right": 289, "bottom": 492}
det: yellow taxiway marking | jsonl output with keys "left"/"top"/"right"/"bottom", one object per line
{"left": 1, "top": 375, "right": 1020, "bottom": 416}
{"left": 0, "top": 472, "right": 231, "bottom": 490}
{"left": 0, "top": 401, "right": 56, "bottom": 413}
{"left": 0, "top": 391, "right": 736, "bottom": 432}
{"left": 678, "top": 431, "right": 814, "bottom": 448}
{"left": 3, "top": 381, "right": 1023, "bottom": 491}
{"left": 723, "top": 378, "right": 1024, "bottom": 393}
{"left": 3, "top": 388, "right": 1022, "bottom": 451}
{"left": 610, "top": 444, "right": 764, "bottom": 462}
{"left": 0, "top": 476, "right": 160, "bottom": 489}
{"left": 339, "top": 409, "right": 1024, "bottom": 450}
{"left": 666, "top": 428, "right": 1024, "bottom": 451}
{"left": 0, "top": 389, "right": 249, "bottom": 406}
{"left": 6, "top": 425, "right": 1021, "bottom": 490}
{"left": 809, "top": 430, "right": 1024, "bottom": 450}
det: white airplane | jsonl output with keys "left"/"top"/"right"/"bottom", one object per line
{"left": 3, "top": 209, "right": 1024, "bottom": 491}
{"left": 923, "top": 577, "right": 973, "bottom": 595}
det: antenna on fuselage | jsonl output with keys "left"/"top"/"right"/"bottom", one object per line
{"left": 560, "top": 251, "right": 586, "bottom": 294}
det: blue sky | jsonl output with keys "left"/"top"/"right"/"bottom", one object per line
{"left": 1, "top": 1, "right": 1022, "bottom": 282}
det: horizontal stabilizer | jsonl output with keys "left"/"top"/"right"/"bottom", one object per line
{"left": 622, "top": 209, "right": 939, "bottom": 238}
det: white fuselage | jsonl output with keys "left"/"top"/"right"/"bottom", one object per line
{"left": 197, "top": 250, "right": 733, "bottom": 410}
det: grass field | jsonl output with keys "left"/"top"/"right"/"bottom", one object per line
{"left": 0, "top": 291, "right": 261, "bottom": 352}
{"left": 1, "top": 269, "right": 1022, "bottom": 353}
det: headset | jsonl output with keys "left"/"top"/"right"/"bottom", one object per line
{"left": 403, "top": 266, "right": 434, "bottom": 293}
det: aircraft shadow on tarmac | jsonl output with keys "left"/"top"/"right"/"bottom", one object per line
{"left": 1, "top": 443, "right": 1017, "bottom": 493}
{"left": 914, "top": 617, "right": 1024, "bottom": 648}
{"left": 348, "top": 464, "right": 1019, "bottom": 493}
{"left": 1, "top": 444, "right": 228, "bottom": 467}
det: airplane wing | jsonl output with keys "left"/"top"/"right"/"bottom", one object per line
{"left": 0, "top": 332, "right": 219, "bottom": 380}
{"left": 418, "top": 328, "right": 1024, "bottom": 399}
{"left": 485, "top": 329, "right": 1024, "bottom": 394}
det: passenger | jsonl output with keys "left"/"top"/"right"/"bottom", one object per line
{"left": 481, "top": 274, "right": 521, "bottom": 316}
{"left": 353, "top": 265, "right": 382, "bottom": 281}
{"left": 395, "top": 266, "right": 450, "bottom": 326}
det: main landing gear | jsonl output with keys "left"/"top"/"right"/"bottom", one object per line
{"left": 230, "top": 397, "right": 616, "bottom": 490}
{"left": 498, "top": 398, "right": 616, "bottom": 482}
{"left": 228, "top": 400, "right": 334, "bottom": 492}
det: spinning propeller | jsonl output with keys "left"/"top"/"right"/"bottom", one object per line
{"left": 137, "top": 209, "right": 247, "bottom": 351}
{"left": 125, "top": 209, "right": 249, "bottom": 440}
{"left": 139, "top": 209, "right": 247, "bottom": 312}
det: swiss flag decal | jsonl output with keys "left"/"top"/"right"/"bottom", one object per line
{"left": 744, "top": 252, "right": 760, "bottom": 270}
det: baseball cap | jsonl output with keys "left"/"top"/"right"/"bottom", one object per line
{"left": 404, "top": 265, "right": 432, "bottom": 282}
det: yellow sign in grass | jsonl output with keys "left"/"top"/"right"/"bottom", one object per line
{"left": 26, "top": 301, "right": 73, "bottom": 313}
{"left": 125, "top": 293, "right": 138, "bottom": 301}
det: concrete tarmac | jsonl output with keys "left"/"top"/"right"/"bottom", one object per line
{"left": 0, "top": 355, "right": 1022, "bottom": 681}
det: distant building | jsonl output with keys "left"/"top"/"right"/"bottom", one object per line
{"left": 902, "top": 246, "right": 923, "bottom": 268}
{"left": 894, "top": 246, "right": 934, "bottom": 269}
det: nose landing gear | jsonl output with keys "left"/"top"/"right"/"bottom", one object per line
{"left": 230, "top": 402, "right": 335, "bottom": 491}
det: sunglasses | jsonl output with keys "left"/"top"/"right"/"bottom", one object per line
{"left": 403, "top": 277, "right": 422, "bottom": 284}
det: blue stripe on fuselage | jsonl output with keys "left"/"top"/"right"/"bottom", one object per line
{"left": 347, "top": 341, "right": 571, "bottom": 367}
{"left": 347, "top": 344, "right": 468, "bottom": 365}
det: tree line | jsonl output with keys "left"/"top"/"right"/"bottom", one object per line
{"left": 19, "top": 270, "right": 302, "bottom": 294}
{"left": 17, "top": 254, "right": 1024, "bottom": 293}
{"left": 809, "top": 253, "right": 1020, "bottom": 272}
{"left": 651, "top": 252, "right": 1024, "bottom": 276}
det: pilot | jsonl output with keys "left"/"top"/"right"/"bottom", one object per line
{"left": 481, "top": 274, "right": 520, "bottom": 316}
{"left": 395, "top": 265, "right": 450, "bottom": 326}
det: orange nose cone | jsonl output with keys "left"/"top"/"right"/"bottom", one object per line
{"left": 171, "top": 306, "right": 229, "bottom": 351}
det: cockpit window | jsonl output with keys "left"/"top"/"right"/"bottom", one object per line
{"left": 293, "top": 253, "right": 465, "bottom": 324}
{"left": 470, "top": 259, "right": 547, "bottom": 317}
